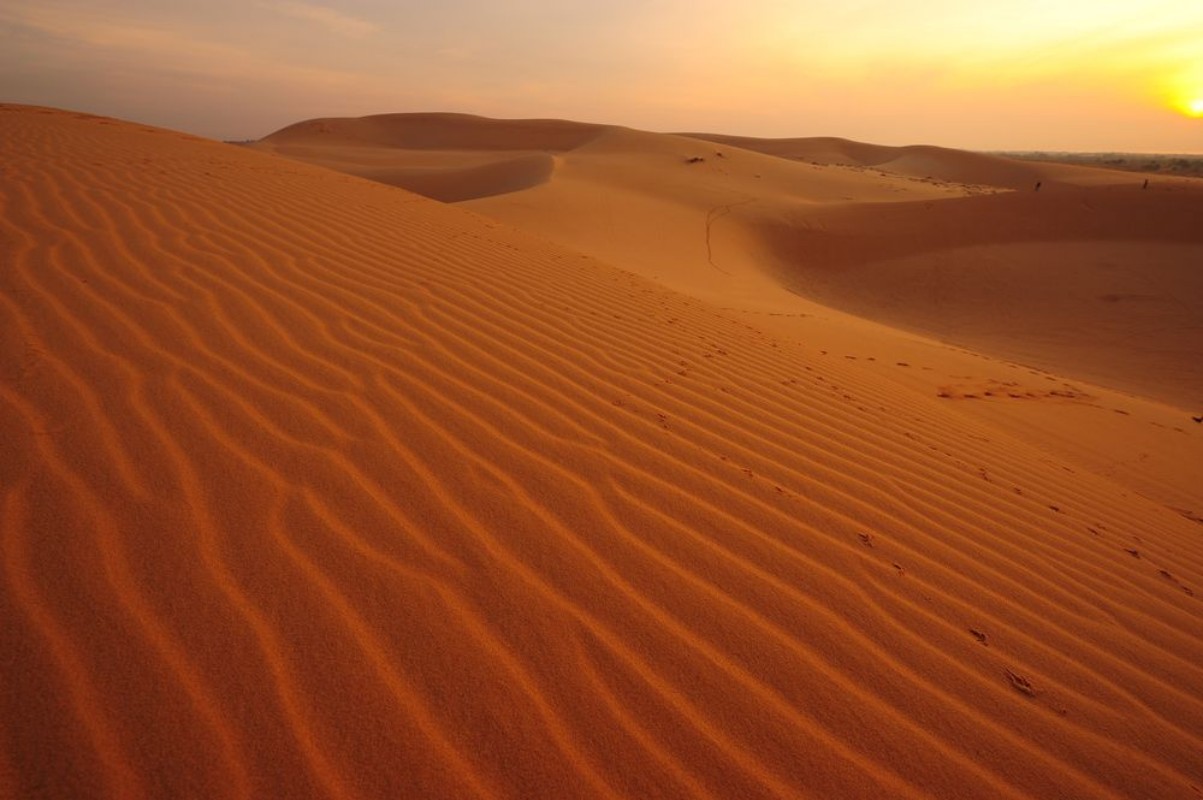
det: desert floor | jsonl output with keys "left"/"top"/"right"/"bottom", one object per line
{"left": 3, "top": 104, "right": 1202, "bottom": 798}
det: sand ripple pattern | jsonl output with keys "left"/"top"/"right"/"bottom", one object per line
{"left": 2, "top": 106, "right": 1202, "bottom": 799}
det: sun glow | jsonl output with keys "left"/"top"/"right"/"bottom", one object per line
{"left": 1164, "top": 85, "right": 1203, "bottom": 118}
{"left": 1168, "top": 73, "right": 1203, "bottom": 118}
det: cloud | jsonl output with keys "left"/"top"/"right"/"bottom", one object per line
{"left": 268, "top": 2, "right": 377, "bottom": 37}
{"left": 0, "top": 3, "right": 375, "bottom": 87}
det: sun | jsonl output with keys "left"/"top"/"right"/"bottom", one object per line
{"left": 1169, "top": 93, "right": 1203, "bottom": 118}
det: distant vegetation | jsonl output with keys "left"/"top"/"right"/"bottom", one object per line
{"left": 994, "top": 151, "right": 1203, "bottom": 178}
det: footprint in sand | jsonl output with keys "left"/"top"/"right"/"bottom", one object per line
{"left": 1005, "top": 670, "right": 1036, "bottom": 697}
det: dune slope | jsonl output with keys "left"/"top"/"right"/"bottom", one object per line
{"left": 768, "top": 186, "right": 1203, "bottom": 409}
{"left": 3, "top": 105, "right": 1203, "bottom": 799}
{"left": 257, "top": 114, "right": 1203, "bottom": 411}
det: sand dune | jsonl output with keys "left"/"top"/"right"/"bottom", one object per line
{"left": 682, "top": 133, "right": 1135, "bottom": 190}
{"left": 254, "top": 112, "right": 597, "bottom": 201}
{"left": 768, "top": 186, "right": 1203, "bottom": 409}
{"left": 4, "top": 104, "right": 1203, "bottom": 799}
{"left": 264, "top": 112, "right": 607, "bottom": 151}
{"left": 252, "top": 110, "right": 1203, "bottom": 541}
{"left": 294, "top": 150, "right": 556, "bottom": 203}
{"left": 259, "top": 113, "right": 1203, "bottom": 413}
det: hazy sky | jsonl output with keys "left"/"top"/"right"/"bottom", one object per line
{"left": 3, "top": 0, "right": 1201, "bottom": 151}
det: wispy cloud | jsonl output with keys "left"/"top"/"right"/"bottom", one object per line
{"left": 268, "top": 2, "right": 378, "bottom": 37}
{"left": 0, "top": 3, "right": 374, "bottom": 86}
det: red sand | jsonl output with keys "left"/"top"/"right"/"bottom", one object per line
{"left": 3, "top": 105, "right": 1202, "bottom": 798}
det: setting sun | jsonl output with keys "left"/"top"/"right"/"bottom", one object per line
{"left": 1164, "top": 84, "right": 1203, "bottom": 118}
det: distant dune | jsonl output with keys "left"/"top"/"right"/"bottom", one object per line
{"left": 258, "top": 113, "right": 1203, "bottom": 412}
{"left": 681, "top": 133, "right": 1131, "bottom": 190}
{"left": 255, "top": 113, "right": 600, "bottom": 201}
{"left": 4, "top": 104, "right": 1203, "bottom": 799}
{"left": 998, "top": 151, "right": 1203, "bottom": 180}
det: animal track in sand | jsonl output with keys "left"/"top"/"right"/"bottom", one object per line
{"left": 1005, "top": 670, "right": 1037, "bottom": 697}
{"left": 936, "top": 378, "right": 1090, "bottom": 402}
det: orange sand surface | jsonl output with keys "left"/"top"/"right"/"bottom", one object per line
{"left": 257, "top": 113, "right": 1203, "bottom": 515}
{"left": 4, "top": 105, "right": 1203, "bottom": 798}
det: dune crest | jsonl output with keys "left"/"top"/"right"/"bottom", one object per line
{"left": 263, "top": 112, "right": 608, "bottom": 151}
{"left": 4, "top": 104, "right": 1203, "bottom": 798}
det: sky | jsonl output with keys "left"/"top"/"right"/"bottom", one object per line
{"left": 2, "top": 0, "right": 1201, "bottom": 152}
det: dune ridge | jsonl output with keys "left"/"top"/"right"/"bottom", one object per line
{"left": 3, "top": 105, "right": 1203, "bottom": 798}
{"left": 264, "top": 112, "right": 607, "bottom": 150}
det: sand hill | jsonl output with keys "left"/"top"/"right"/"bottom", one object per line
{"left": 4, "top": 104, "right": 1203, "bottom": 799}
{"left": 255, "top": 114, "right": 1203, "bottom": 413}
{"left": 256, "top": 112, "right": 1203, "bottom": 515}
